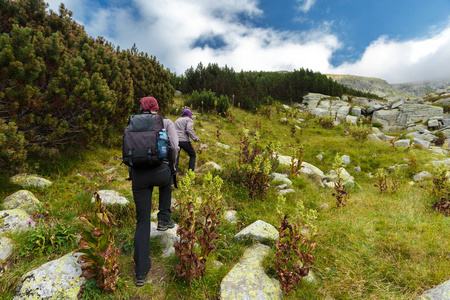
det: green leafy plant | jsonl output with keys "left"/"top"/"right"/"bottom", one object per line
{"left": 18, "top": 214, "right": 77, "bottom": 257}
{"left": 275, "top": 194, "right": 317, "bottom": 294}
{"left": 331, "top": 154, "right": 349, "bottom": 207}
{"left": 174, "top": 171, "right": 223, "bottom": 285}
{"left": 77, "top": 192, "right": 119, "bottom": 293}
{"left": 289, "top": 145, "right": 304, "bottom": 178}
{"left": 373, "top": 167, "right": 400, "bottom": 194}
{"left": 245, "top": 154, "right": 272, "bottom": 201}
{"left": 347, "top": 122, "right": 372, "bottom": 141}
{"left": 317, "top": 113, "right": 334, "bottom": 129}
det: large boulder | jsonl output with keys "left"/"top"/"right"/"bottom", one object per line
{"left": 372, "top": 109, "right": 407, "bottom": 132}
{"left": 3, "top": 190, "right": 41, "bottom": 213}
{"left": 234, "top": 220, "right": 279, "bottom": 242}
{"left": 220, "top": 243, "right": 282, "bottom": 300}
{"left": 400, "top": 104, "right": 444, "bottom": 124}
{"left": 14, "top": 252, "right": 85, "bottom": 300}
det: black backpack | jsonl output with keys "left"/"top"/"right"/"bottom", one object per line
{"left": 122, "top": 113, "right": 165, "bottom": 168}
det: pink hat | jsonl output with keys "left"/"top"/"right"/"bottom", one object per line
{"left": 140, "top": 97, "right": 159, "bottom": 112}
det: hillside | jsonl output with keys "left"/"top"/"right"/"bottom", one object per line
{"left": 1, "top": 95, "right": 449, "bottom": 299}
{"left": 327, "top": 74, "right": 450, "bottom": 99}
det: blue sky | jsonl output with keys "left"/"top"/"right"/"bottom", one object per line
{"left": 45, "top": 0, "right": 450, "bottom": 83}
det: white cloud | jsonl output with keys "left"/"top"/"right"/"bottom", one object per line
{"left": 44, "top": 0, "right": 450, "bottom": 83}
{"left": 296, "top": 0, "right": 317, "bottom": 13}
{"left": 332, "top": 26, "right": 450, "bottom": 83}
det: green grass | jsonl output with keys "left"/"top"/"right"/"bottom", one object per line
{"left": 1, "top": 96, "right": 449, "bottom": 299}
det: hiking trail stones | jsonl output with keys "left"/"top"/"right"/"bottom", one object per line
{"left": 220, "top": 243, "right": 282, "bottom": 300}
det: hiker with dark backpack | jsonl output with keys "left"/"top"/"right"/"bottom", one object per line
{"left": 122, "top": 97, "right": 178, "bottom": 286}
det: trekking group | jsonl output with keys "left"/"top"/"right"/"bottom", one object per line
{"left": 122, "top": 96, "right": 200, "bottom": 286}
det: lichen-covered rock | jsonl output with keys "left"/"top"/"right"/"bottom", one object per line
{"left": 10, "top": 174, "right": 53, "bottom": 188}
{"left": 0, "top": 209, "right": 35, "bottom": 235}
{"left": 417, "top": 279, "right": 450, "bottom": 300}
{"left": 325, "top": 167, "right": 355, "bottom": 188}
{"left": 220, "top": 243, "right": 282, "bottom": 300}
{"left": 91, "top": 190, "right": 129, "bottom": 206}
{"left": 0, "top": 236, "right": 14, "bottom": 262}
{"left": 3, "top": 190, "right": 41, "bottom": 213}
{"left": 413, "top": 171, "right": 433, "bottom": 182}
{"left": 234, "top": 220, "right": 279, "bottom": 242}
{"left": 14, "top": 252, "right": 85, "bottom": 300}
{"left": 150, "top": 222, "right": 179, "bottom": 257}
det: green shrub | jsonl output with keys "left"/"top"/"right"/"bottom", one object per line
{"left": 187, "top": 90, "right": 230, "bottom": 115}
{"left": 0, "top": 119, "right": 28, "bottom": 173}
{"left": 347, "top": 122, "right": 372, "bottom": 141}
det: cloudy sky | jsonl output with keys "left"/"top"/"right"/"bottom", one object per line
{"left": 45, "top": 0, "right": 450, "bottom": 84}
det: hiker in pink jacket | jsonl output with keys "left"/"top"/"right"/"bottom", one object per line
{"left": 174, "top": 109, "right": 200, "bottom": 171}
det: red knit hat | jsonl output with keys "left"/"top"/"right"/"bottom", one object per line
{"left": 140, "top": 97, "right": 159, "bottom": 112}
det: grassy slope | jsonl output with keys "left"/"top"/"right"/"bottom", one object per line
{"left": 1, "top": 95, "right": 449, "bottom": 299}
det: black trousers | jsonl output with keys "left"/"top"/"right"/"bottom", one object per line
{"left": 131, "top": 164, "right": 172, "bottom": 276}
{"left": 176, "top": 141, "right": 196, "bottom": 171}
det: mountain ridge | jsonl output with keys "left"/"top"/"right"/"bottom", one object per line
{"left": 326, "top": 74, "right": 450, "bottom": 99}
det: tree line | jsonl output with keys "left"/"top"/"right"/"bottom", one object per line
{"left": 171, "top": 62, "right": 382, "bottom": 111}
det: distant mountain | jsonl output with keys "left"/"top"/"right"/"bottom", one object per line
{"left": 326, "top": 74, "right": 450, "bottom": 100}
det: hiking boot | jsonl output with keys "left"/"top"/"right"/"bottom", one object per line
{"left": 157, "top": 219, "right": 175, "bottom": 231}
{"left": 135, "top": 275, "right": 147, "bottom": 287}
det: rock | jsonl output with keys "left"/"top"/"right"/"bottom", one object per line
{"left": 395, "top": 139, "right": 411, "bottom": 147}
{"left": 316, "top": 154, "right": 323, "bottom": 161}
{"left": 390, "top": 99, "right": 404, "bottom": 109}
{"left": 3, "top": 190, "right": 41, "bottom": 213}
{"left": 282, "top": 104, "right": 290, "bottom": 110}
{"left": 224, "top": 210, "right": 237, "bottom": 224}
{"left": 150, "top": 222, "right": 179, "bottom": 257}
{"left": 220, "top": 243, "right": 282, "bottom": 300}
{"left": 346, "top": 115, "right": 358, "bottom": 124}
{"left": 0, "top": 209, "right": 35, "bottom": 235}
{"left": 300, "top": 162, "right": 325, "bottom": 179}
{"left": 413, "top": 171, "right": 433, "bottom": 182}
{"left": 279, "top": 189, "right": 295, "bottom": 195}
{"left": 0, "top": 237, "right": 14, "bottom": 262}
{"left": 103, "top": 168, "right": 117, "bottom": 174}
{"left": 354, "top": 166, "right": 362, "bottom": 172}
{"left": 203, "top": 161, "right": 222, "bottom": 171}
{"left": 10, "top": 174, "right": 53, "bottom": 188}
{"left": 341, "top": 155, "right": 351, "bottom": 165}
{"left": 325, "top": 168, "right": 354, "bottom": 187}
{"left": 413, "top": 138, "right": 431, "bottom": 149}
{"left": 270, "top": 173, "right": 292, "bottom": 185}
{"left": 319, "top": 203, "right": 329, "bottom": 210}
{"left": 367, "top": 104, "right": 385, "bottom": 114}
{"left": 234, "top": 220, "right": 279, "bottom": 242}
{"left": 92, "top": 190, "right": 129, "bottom": 206}
{"left": 428, "top": 119, "right": 440, "bottom": 129}
{"left": 417, "top": 279, "right": 450, "bottom": 300}
{"left": 14, "top": 252, "right": 85, "bottom": 300}
{"left": 400, "top": 104, "right": 444, "bottom": 124}
{"left": 217, "top": 142, "right": 230, "bottom": 150}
